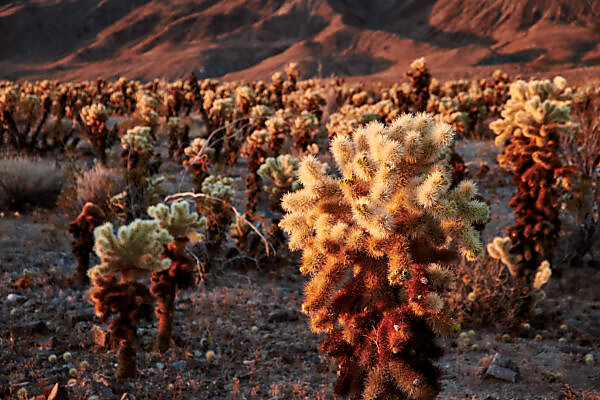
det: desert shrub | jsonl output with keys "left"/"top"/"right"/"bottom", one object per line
{"left": 75, "top": 165, "right": 124, "bottom": 212}
{"left": 447, "top": 256, "right": 518, "bottom": 329}
{"left": 0, "top": 155, "right": 62, "bottom": 211}
{"left": 280, "top": 114, "right": 488, "bottom": 400}
{"left": 560, "top": 89, "right": 600, "bottom": 267}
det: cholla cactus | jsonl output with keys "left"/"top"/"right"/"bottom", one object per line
{"left": 405, "top": 57, "right": 432, "bottom": 112}
{"left": 257, "top": 154, "right": 301, "bottom": 254}
{"left": 286, "top": 62, "right": 299, "bottom": 90}
{"left": 88, "top": 220, "right": 172, "bottom": 378}
{"left": 201, "top": 175, "right": 235, "bottom": 202}
{"left": 257, "top": 155, "right": 300, "bottom": 204}
{"left": 242, "top": 128, "right": 269, "bottom": 214}
{"left": 79, "top": 103, "right": 113, "bottom": 164}
{"left": 149, "top": 201, "right": 206, "bottom": 241}
{"left": 490, "top": 77, "right": 576, "bottom": 315}
{"left": 235, "top": 86, "right": 256, "bottom": 114}
{"left": 68, "top": 203, "right": 106, "bottom": 285}
{"left": 120, "top": 126, "right": 161, "bottom": 212}
{"left": 1, "top": 89, "right": 52, "bottom": 152}
{"left": 183, "top": 138, "right": 215, "bottom": 191}
{"left": 135, "top": 93, "right": 159, "bottom": 129}
{"left": 148, "top": 201, "right": 206, "bottom": 353}
{"left": 80, "top": 103, "right": 108, "bottom": 127}
{"left": 166, "top": 116, "right": 190, "bottom": 159}
{"left": 327, "top": 101, "right": 400, "bottom": 138}
{"left": 197, "top": 175, "right": 235, "bottom": 262}
{"left": 292, "top": 110, "right": 320, "bottom": 151}
{"left": 121, "top": 126, "right": 152, "bottom": 153}
{"left": 280, "top": 114, "right": 488, "bottom": 400}
{"left": 487, "top": 236, "right": 520, "bottom": 276}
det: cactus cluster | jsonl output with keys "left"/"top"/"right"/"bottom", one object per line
{"left": 489, "top": 77, "right": 577, "bottom": 316}
{"left": 280, "top": 114, "right": 488, "bottom": 400}
{"left": 148, "top": 201, "right": 206, "bottom": 353}
{"left": 88, "top": 219, "right": 172, "bottom": 378}
{"left": 257, "top": 154, "right": 301, "bottom": 203}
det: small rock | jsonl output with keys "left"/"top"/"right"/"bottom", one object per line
{"left": 484, "top": 353, "right": 517, "bottom": 383}
{"left": 6, "top": 294, "right": 25, "bottom": 303}
{"left": 22, "top": 298, "right": 37, "bottom": 309}
{"left": 267, "top": 309, "right": 299, "bottom": 323}
{"left": 10, "top": 320, "right": 49, "bottom": 336}
{"left": 91, "top": 325, "right": 109, "bottom": 348}
{"left": 170, "top": 360, "right": 186, "bottom": 370}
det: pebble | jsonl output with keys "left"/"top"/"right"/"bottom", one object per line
{"left": 485, "top": 353, "right": 518, "bottom": 383}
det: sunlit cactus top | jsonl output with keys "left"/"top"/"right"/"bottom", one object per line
{"left": 136, "top": 93, "right": 159, "bottom": 125}
{"left": 280, "top": 113, "right": 489, "bottom": 264}
{"left": 184, "top": 137, "right": 215, "bottom": 160}
{"left": 80, "top": 103, "right": 109, "bottom": 126}
{"left": 210, "top": 98, "right": 234, "bottom": 118}
{"left": 88, "top": 220, "right": 173, "bottom": 284}
{"left": 257, "top": 154, "right": 301, "bottom": 196}
{"left": 201, "top": 175, "right": 235, "bottom": 202}
{"left": 147, "top": 201, "right": 207, "bottom": 242}
{"left": 490, "top": 76, "right": 577, "bottom": 149}
{"left": 121, "top": 126, "right": 153, "bottom": 151}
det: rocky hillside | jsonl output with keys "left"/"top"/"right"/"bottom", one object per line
{"left": 1, "top": 0, "right": 599, "bottom": 81}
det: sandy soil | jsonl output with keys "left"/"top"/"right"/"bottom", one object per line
{"left": 0, "top": 138, "right": 599, "bottom": 400}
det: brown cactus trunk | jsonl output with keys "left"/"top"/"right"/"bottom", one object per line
{"left": 155, "top": 278, "right": 176, "bottom": 354}
{"left": 151, "top": 239, "right": 192, "bottom": 354}
{"left": 74, "top": 256, "right": 91, "bottom": 285}
{"left": 116, "top": 339, "right": 136, "bottom": 379}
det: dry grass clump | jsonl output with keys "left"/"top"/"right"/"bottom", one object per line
{"left": 561, "top": 90, "right": 600, "bottom": 267}
{"left": 75, "top": 164, "right": 124, "bottom": 211}
{"left": 448, "top": 256, "right": 519, "bottom": 329}
{"left": 0, "top": 154, "right": 62, "bottom": 211}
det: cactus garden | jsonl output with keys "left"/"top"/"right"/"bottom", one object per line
{"left": 1, "top": 60, "right": 600, "bottom": 400}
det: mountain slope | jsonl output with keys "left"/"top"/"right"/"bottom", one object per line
{"left": 1, "top": 0, "right": 599, "bottom": 81}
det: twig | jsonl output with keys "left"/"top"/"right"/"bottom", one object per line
{"left": 177, "top": 117, "right": 256, "bottom": 191}
{"left": 164, "top": 191, "right": 275, "bottom": 256}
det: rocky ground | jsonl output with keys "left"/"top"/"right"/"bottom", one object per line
{"left": 0, "top": 139, "right": 599, "bottom": 400}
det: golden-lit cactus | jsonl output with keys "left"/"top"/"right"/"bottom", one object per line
{"left": 135, "top": 92, "right": 159, "bottom": 130}
{"left": 405, "top": 57, "right": 432, "bottom": 113}
{"left": 79, "top": 103, "right": 114, "bottom": 164}
{"left": 148, "top": 201, "right": 206, "bottom": 353}
{"left": 327, "top": 100, "right": 400, "bottom": 138}
{"left": 88, "top": 220, "right": 172, "bottom": 378}
{"left": 490, "top": 77, "right": 576, "bottom": 316}
{"left": 183, "top": 138, "right": 215, "bottom": 191}
{"left": 280, "top": 114, "right": 488, "bottom": 400}
{"left": 292, "top": 110, "right": 320, "bottom": 151}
